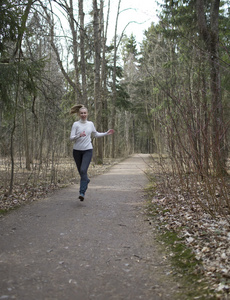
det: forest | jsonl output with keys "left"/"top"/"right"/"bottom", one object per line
{"left": 0, "top": 0, "right": 230, "bottom": 210}
{"left": 0, "top": 0, "right": 230, "bottom": 296}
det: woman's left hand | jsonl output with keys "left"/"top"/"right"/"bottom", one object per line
{"left": 107, "top": 129, "right": 114, "bottom": 135}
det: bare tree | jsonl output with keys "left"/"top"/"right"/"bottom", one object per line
{"left": 78, "top": 0, "right": 87, "bottom": 105}
{"left": 93, "top": 0, "right": 103, "bottom": 163}
{"left": 9, "top": 0, "right": 34, "bottom": 195}
{"left": 40, "top": 0, "right": 83, "bottom": 101}
{"left": 111, "top": 0, "right": 122, "bottom": 158}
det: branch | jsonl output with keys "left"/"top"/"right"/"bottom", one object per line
{"left": 12, "top": 0, "right": 34, "bottom": 61}
{"left": 39, "top": 0, "right": 80, "bottom": 94}
{"left": 117, "top": 20, "right": 145, "bottom": 49}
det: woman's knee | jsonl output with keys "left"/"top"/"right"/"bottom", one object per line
{"left": 80, "top": 168, "right": 88, "bottom": 179}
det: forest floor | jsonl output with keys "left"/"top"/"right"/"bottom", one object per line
{"left": 145, "top": 156, "right": 230, "bottom": 300}
{"left": 0, "top": 154, "right": 229, "bottom": 299}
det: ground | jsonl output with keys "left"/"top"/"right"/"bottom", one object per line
{"left": 0, "top": 154, "right": 180, "bottom": 300}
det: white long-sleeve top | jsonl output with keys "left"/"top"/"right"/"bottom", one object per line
{"left": 70, "top": 120, "right": 109, "bottom": 150}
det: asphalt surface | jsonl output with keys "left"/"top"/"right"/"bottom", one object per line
{"left": 0, "top": 154, "right": 177, "bottom": 300}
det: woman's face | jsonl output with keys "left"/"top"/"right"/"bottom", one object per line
{"left": 79, "top": 108, "right": 88, "bottom": 121}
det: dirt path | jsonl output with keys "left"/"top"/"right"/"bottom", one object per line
{"left": 0, "top": 154, "right": 177, "bottom": 300}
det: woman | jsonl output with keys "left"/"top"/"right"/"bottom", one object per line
{"left": 70, "top": 104, "right": 114, "bottom": 201}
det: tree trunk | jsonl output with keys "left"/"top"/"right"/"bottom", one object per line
{"left": 9, "top": 0, "right": 34, "bottom": 194}
{"left": 9, "top": 76, "right": 20, "bottom": 195}
{"left": 100, "top": 0, "right": 109, "bottom": 133}
{"left": 196, "top": 0, "right": 227, "bottom": 176}
{"left": 93, "top": 0, "right": 103, "bottom": 163}
{"left": 200, "top": 51, "right": 209, "bottom": 175}
{"left": 23, "top": 102, "right": 31, "bottom": 170}
{"left": 111, "top": 0, "right": 122, "bottom": 158}
{"left": 69, "top": 0, "right": 82, "bottom": 102}
{"left": 78, "top": 0, "right": 87, "bottom": 105}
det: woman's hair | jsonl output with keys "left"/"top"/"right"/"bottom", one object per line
{"left": 70, "top": 104, "right": 87, "bottom": 115}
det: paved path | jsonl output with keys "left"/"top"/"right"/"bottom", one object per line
{"left": 0, "top": 154, "right": 176, "bottom": 300}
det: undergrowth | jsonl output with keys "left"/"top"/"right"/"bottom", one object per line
{"left": 145, "top": 185, "right": 219, "bottom": 300}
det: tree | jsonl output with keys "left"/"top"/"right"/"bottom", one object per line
{"left": 111, "top": 0, "right": 121, "bottom": 158}
{"left": 138, "top": 0, "right": 229, "bottom": 177}
{"left": 92, "top": 0, "right": 103, "bottom": 163}
{"left": 78, "top": 0, "right": 87, "bottom": 104}
{"left": 0, "top": 0, "right": 20, "bottom": 55}
{"left": 196, "top": 0, "right": 227, "bottom": 176}
{"left": 1, "top": 0, "right": 34, "bottom": 194}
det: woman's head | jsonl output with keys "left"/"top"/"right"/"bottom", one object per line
{"left": 70, "top": 104, "right": 88, "bottom": 120}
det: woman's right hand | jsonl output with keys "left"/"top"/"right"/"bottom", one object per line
{"left": 80, "top": 131, "right": 86, "bottom": 137}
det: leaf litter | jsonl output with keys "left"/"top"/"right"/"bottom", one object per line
{"left": 146, "top": 157, "right": 230, "bottom": 299}
{"left": 0, "top": 158, "right": 122, "bottom": 213}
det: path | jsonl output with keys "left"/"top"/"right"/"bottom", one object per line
{"left": 0, "top": 154, "right": 177, "bottom": 300}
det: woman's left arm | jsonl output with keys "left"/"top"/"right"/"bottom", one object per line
{"left": 107, "top": 129, "right": 114, "bottom": 135}
{"left": 92, "top": 123, "right": 114, "bottom": 138}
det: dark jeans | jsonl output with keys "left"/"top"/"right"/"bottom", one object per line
{"left": 73, "top": 149, "right": 93, "bottom": 182}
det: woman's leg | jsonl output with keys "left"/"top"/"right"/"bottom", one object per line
{"left": 73, "top": 149, "right": 93, "bottom": 200}
{"left": 80, "top": 149, "right": 93, "bottom": 181}
{"left": 73, "top": 149, "right": 93, "bottom": 181}
{"left": 73, "top": 150, "right": 82, "bottom": 176}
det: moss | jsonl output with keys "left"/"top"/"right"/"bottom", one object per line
{"left": 0, "top": 208, "right": 15, "bottom": 215}
{"left": 159, "top": 230, "right": 217, "bottom": 299}
{"left": 0, "top": 204, "right": 23, "bottom": 215}
{"left": 0, "top": 209, "right": 8, "bottom": 215}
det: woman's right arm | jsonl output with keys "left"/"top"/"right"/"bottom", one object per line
{"left": 70, "top": 123, "right": 80, "bottom": 141}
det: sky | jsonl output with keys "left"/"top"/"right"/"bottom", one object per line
{"left": 53, "top": 0, "right": 163, "bottom": 52}
{"left": 106, "top": 0, "right": 163, "bottom": 45}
